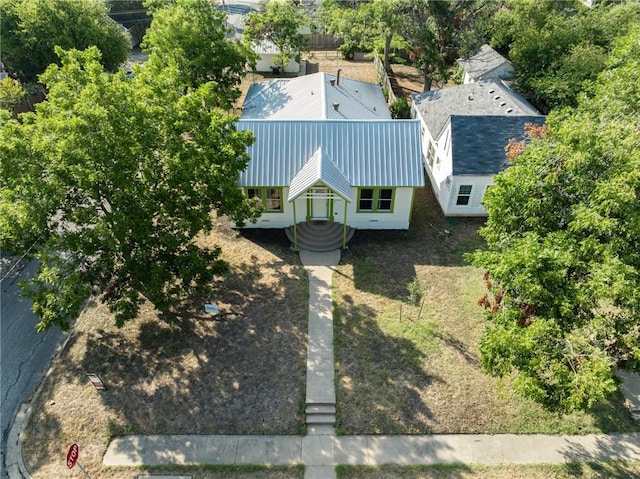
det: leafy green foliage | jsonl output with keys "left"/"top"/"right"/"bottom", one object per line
{"left": 0, "top": 0, "right": 130, "bottom": 82}
{"left": 406, "top": 277, "right": 424, "bottom": 305}
{"left": 468, "top": 25, "right": 640, "bottom": 411}
{"left": 0, "top": 77, "right": 25, "bottom": 111}
{"left": 243, "top": 0, "right": 308, "bottom": 70}
{"left": 0, "top": 46, "right": 260, "bottom": 331}
{"left": 389, "top": 97, "right": 410, "bottom": 119}
{"left": 489, "top": 0, "right": 640, "bottom": 110}
{"left": 142, "top": 0, "right": 255, "bottom": 107}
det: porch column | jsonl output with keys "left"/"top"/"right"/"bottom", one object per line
{"left": 293, "top": 200, "right": 298, "bottom": 249}
{"left": 342, "top": 200, "right": 348, "bottom": 249}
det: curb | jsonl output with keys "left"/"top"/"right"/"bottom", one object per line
{"left": 6, "top": 326, "right": 75, "bottom": 479}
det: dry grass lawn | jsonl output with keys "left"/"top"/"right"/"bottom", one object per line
{"left": 334, "top": 187, "right": 639, "bottom": 435}
{"left": 22, "top": 221, "right": 307, "bottom": 479}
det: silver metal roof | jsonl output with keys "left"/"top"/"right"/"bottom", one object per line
{"left": 237, "top": 120, "right": 424, "bottom": 188}
{"left": 241, "top": 72, "right": 390, "bottom": 120}
{"left": 288, "top": 147, "right": 353, "bottom": 202}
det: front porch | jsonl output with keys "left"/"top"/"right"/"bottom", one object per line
{"left": 285, "top": 221, "right": 355, "bottom": 252}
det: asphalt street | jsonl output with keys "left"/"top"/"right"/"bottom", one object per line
{"left": 1, "top": 257, "right": 66, "bottom": 479}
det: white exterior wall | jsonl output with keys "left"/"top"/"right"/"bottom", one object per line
{"left": 444, "top": 176, "right": 493, "bottom": 217}
{"left": 254, "top": 54, "right": 300, "bottom": 73}
{"left": 344, "top": 187, "right": 415, "bottom": 230}
{"left": 239, "top": 186, "right": 416, "bottom": 229}
{"left": 411, "top": 106, "right": 455, "bottom": 217}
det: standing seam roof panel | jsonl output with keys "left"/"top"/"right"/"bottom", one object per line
{"left": 236, "top": 120, "right": 424, "bottom": 188}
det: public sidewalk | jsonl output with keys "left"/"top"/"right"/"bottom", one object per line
{"left": 8, "top": 249, "right": 640, "bottom": 478}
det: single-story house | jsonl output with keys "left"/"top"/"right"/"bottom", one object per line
{"left": 251, "top": 39, "right": 300, "bottom": 74}
{"left": 457, "top": 44, "right": 514, "bottom": 84}
{"left": 236, "top": 72, "right": 424, "bottom": 250}
{"left": 411, "top": 80, "right": 544, "bottom": 217}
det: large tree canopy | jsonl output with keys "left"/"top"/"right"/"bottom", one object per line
{"left": 0, "top": 47, "right": 260, "bottom": 331}
{"left": 468, "top": 25, "right": 640, "bottom": 411}
{"left": 243, "top": 0, "right": 308, "bottom": 71}
{"left": 142, "top": 0, "right": 255, "bottom": 107}
{"left": 0, "top": 0, "right": 130, "bottom": 82}
{"left": 489, "top": 0, "right": 640, "bottom": 110}
{"left": 319, "top": 0, "right": 403, "bottom": 70}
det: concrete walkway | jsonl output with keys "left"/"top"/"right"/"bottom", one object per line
{"left": 10, "top": 249, "right": 640, "bottom": 478}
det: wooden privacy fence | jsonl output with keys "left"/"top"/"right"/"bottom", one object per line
{"left": 374, "top": 55, "right": 396, "bottom": 105}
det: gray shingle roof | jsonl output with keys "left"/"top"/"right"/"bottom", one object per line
{"left": 457, "top": 44, "right": 512, "bottom": 81}
{"left": 411, "top": 80, "right": 541, "bottom": 138}
{"left": 241, "top": 72, "right": 390, "bottom": 120}
{"left": 451, "top": 115, "right": 546, "bottom": 175}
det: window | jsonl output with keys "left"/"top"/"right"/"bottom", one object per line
{"left": 265, "top": 188, "right": 281, "bottom": 211}
{"left": 456, "top": 185, "right": 472, "bottom": 206}
{"left": 358, "top": 188, "right": 374, "bottom": 211}
{"left": 377, "top": 189, "right": 393, "bottom": 211}
{"left": 358, "top": 188, "right": 394, "bottom": 212}
{"left": 246, "top": 187, "right": 283, "bottom": 212}
{"left": 426, "top": 141, "right": 436, "bottom": 168}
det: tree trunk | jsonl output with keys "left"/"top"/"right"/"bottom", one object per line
{"left": 383, "top": 34, "right": 392, "bottom": 71}
{"left": 422, "top": 64, "right": 432, "bottom": 92}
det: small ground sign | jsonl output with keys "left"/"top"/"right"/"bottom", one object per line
{"left": 87, "top": 373, "right": 107, "bottom": 390}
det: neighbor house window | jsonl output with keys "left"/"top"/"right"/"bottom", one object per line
{"left": 426, "top": 141, "right": 436, "bottom": 167}
{"left": 247, "top": 187, "right": 283, "bottom": 212}
{"left": 456, "top": 185, "right": 472, "bottom": 205}
{"left": 357, "top": 188, "right": 394, "bottom": 212}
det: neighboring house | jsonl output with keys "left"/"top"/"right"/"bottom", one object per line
{"left": 251, "top": 39, "right": 300, "bottom": 74}
{"left": 457, "top": 44, "right": 514, "bottom": 84}
{"left": 411, "top": 80, "right": 544, "bottom": 217}
{"left": 236, "top": 72, "right": 424, "bottom": 250}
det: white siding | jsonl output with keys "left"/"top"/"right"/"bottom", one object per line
{"left": 444, "top": 176, "right": 494, "bottom": 216}
{"left": 240, "top": 187, "right": 416, "bottom": 230}
{"left": 254, "top": 54, "right": 300, "bottom": 73}
{"left": 346, "top": 187, "right": 415, "bottom": 230}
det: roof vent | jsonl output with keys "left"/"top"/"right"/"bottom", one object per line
{"left": 468, "top": 94, "right": 473, "bottom": 101}
{"left": 332, "top": 102, "right": 340, "bottom": 111}
{"left": 488, "top": 89, "right": 495, "bottom": 94}
{"left": 500, "top": 101, "right": 506, "bottom": 106}
{"left": 494, "top": 96, "right": 500, "bottom": 100}
{"left": 506, "top": 108, "right": 513, "bottom": 113}
{"left": 330, "top": 79, "right": 335, "bottom": 87}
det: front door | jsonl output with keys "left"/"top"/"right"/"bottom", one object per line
{"left": 310, "top": 187, "right": 330, "bottom": 220}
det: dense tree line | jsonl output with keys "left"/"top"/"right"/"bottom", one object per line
{"left": 0, "top": 0, "right": 260, "bottom": 330}
{"left": 469, "top": 25, "right": 640, "bottom": 411}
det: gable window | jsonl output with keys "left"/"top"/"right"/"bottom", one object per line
{"left": 456, "top": 185, "right": 472, "bottom": 205}
{"left": 426, "top": 141, "right": 436, "bottom": 168}
{"left": 358, "top": 188, "right": 394, "bottom": 212}
{"left": 247, "top": 187, "right": 283, "bottom": 212}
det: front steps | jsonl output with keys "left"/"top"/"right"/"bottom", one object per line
{"left": 306, "top": 403, "right": 336, "bottom": 431}
{"left": 285, "top": 221, "right": 355, "bottom": 252}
